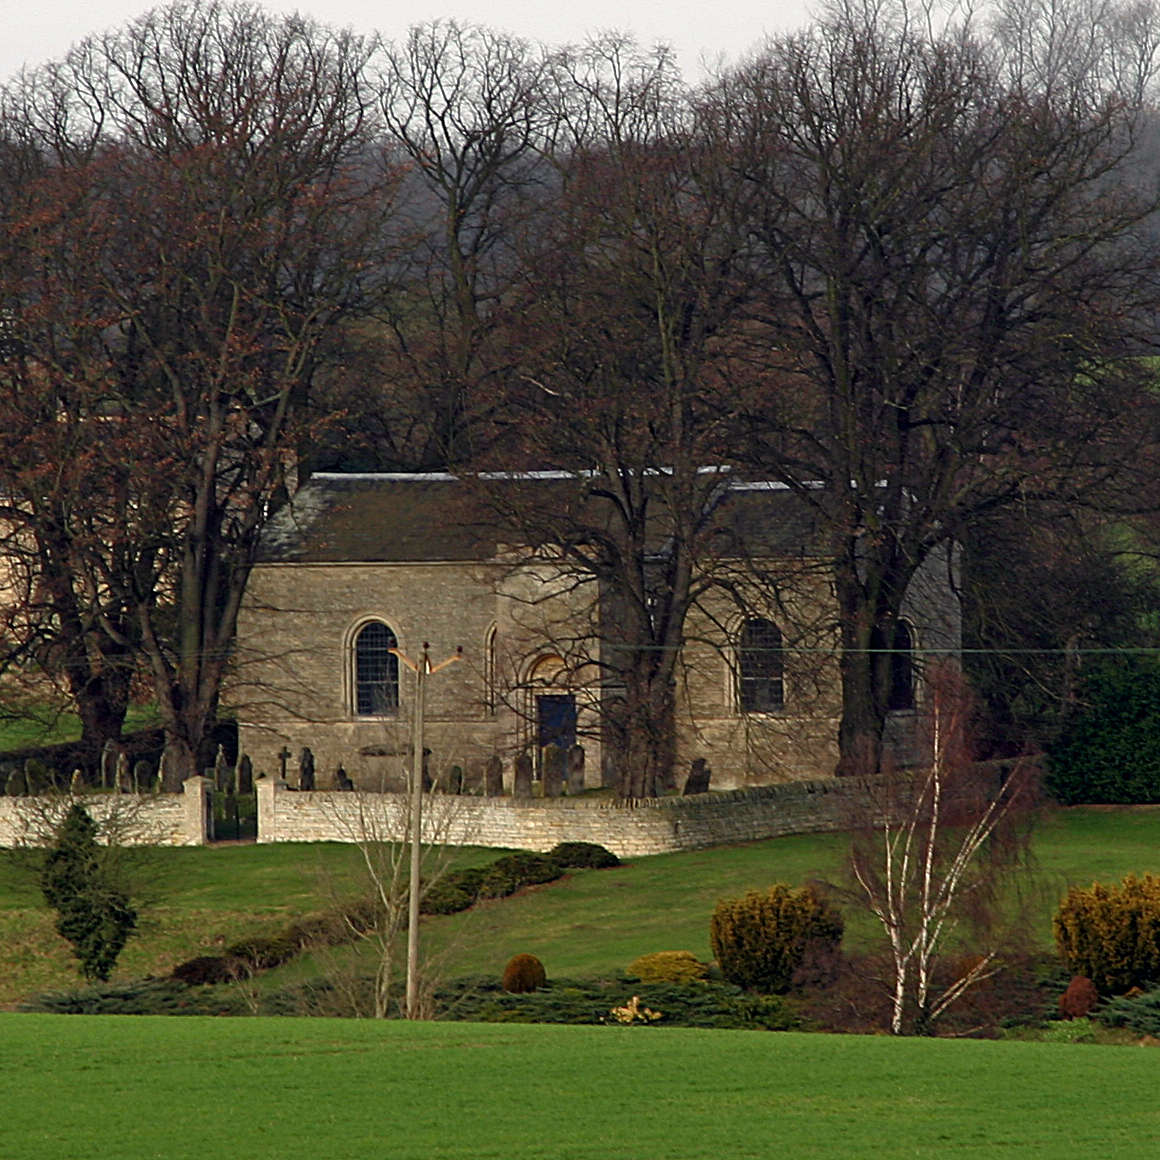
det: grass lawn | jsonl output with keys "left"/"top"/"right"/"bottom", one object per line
{"left": 4, "top": 805, "right": 1160, "bottom": 1005}
{"left": 0, "top": 703, "right": 161, "bottom": 751}
{"left": 2, "top": 1015, "right": 1159, "bottom": 1159}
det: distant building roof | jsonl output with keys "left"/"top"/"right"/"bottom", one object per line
{"left": 257, "top": 472, "right": 826, "bottom": 564}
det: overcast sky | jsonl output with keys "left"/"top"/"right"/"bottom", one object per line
{"left": 3, "top": 0, "right": 816, "bottom": 84}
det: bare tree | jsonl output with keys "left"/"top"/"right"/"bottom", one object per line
{"left": 336, "top": 21, "right": 557, "bottom": 472}
{"left": 0, "top": 1, "right": 403, "bottom": 785}
{"left": 319, "top": 784, "right": 472, "bottom": 1019}
{"left": 848, "top": 665, "right": 1037, "bottom": 1034}
{"left": 475, "top": 39, "right": 775, "bottom": 798}
{"left": 702, "top": 16, "right": 1160, "bottom": 772}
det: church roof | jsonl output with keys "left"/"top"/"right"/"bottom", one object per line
{"left": 256, "top": 471, "right": 826, "bottom": 564}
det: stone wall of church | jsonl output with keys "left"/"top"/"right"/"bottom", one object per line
{"left": 232, "top": 545, "right": 961, "bottom": 792}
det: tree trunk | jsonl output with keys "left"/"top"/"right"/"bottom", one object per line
{"left": 834, "top": 562, "right": 888, "bottom": 777}
{"left": 611, "top": 676, "right": 676, "bottom": 800}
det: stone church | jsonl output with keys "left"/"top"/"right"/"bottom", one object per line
{"left": 230, "top": 472, "right": 960, "bottom": 793}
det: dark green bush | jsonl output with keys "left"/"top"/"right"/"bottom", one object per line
{"left": 1047, "top": 657, "right": 1160, "bottom": 804}
{"left": 710, "top": 884, "right": 844, "bottom": 993}
{"left": 480, "top": 853, "right": 563, "bottom": 898}
{"left": 19, "top": 978, "right": 242, "bottom": 1016}
{"left": 171, "top": 955, "right": 238, "bottom": 985}
{"left": 548, "top": 842, "right": 620, "bottom": 869}
{"left": 1054, "top": 874, "right": 1160, "bottom": 994}
{"left": 223, "top": 934, "right": 298, "bottom": 973}
{"left": 421, "top": 866, "right": 488, "bottom": 915}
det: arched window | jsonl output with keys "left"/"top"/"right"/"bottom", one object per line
{"left": 887, "top": 619, "right": 915, "bottom": 712}
{"left": 738, "top": 618, "right": 784, "bottom": 713}
{"left": 354, "top": 621, "right": 399, "bottom": 716}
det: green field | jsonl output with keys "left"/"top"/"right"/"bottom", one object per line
{"left": 1, "top": 1015, "right": 1158, "bottom": 1159}
{"left": 4, "top": 806, "right": 1160, "bottom": 1005}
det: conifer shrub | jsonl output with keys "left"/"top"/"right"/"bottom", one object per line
{"left": 710, "top": 884, "right": 844, "bottom": 993}
{"left": 41, "top": 804, "right": 137, "bottom": 982}
{"left": 549, "top": 842, "right": 621, "bottom": 869}
{"left": 502, "top": 953, "right": 547, "bottom": 993}
{"left": 627, "top": 951, "right": 709, "bottom": 984}
{"left": 19, "top": 978, "right": 243, "bottom": 1016}
{"left": 1054, "top": 874, "right": 1160, "bottom": 994}
{"left": 1099, "top": 986, "right": 1160, "bottom": 1036}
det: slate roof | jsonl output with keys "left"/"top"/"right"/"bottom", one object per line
{"left": 257, "top": 472, "right": 827, "bottom": 564}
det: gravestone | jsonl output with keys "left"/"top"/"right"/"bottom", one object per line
{"left": 513, "top": 752, "right": 533, "bottom": 799}
{"left": 298, "top": 747, "right": 315, "bottom": 791}
{"left": 484, "top": 754, "right": 504, "bottom": 797}
{"left": 421, "top": 747, "right": 433, "bottom": 792}
{"left": 334, "top": 764, "right": 354, "bottom": 791}
{"left": 542, "top": 743, "right": 564, "bottom": 798}
{"left": 115, "top": 751, "right": 131, "bottom": 794}
{"left": 70, "top": 768, "right": 85, "bottom": 794}
{"left": 237, "top": 754, "right": 254, "bottom": 795}
{"left": 24, "top": 758, "right": 51, "bottom": 794}
{"left": 682, "top": 757, "right": 712, "bottom": 795}
{"left": 566, "top": 744, "right": 585, "bottom": 794}
{"left": 100, "top": 741, "right": 118, "bottom": 790}
{"left": 213, "top": 745, "right": 228, "bottom": 792}
{"left": 133, "top": 760, "right": 152, "bottom": 794}
{"left": 448, "top": 765, "right": 464, "bottom": 795}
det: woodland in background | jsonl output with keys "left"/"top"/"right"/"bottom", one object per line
{"left": 1, "top": 0, "right": 1160, "bottom": 791}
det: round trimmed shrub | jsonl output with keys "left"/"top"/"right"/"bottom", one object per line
{"left": 1059, "top": 975, "right": 1100, "bottom": 1020}
{"left": 627, "top": 951, "right": 709, "bottom": 984}
{"left": 1054, "top": 874, "right": 1160, "bottom": 994}
{"left": 502, "top": 953, "right": 547, "bottom": 994}
{"left": 548, "top": 842, "right": 621, "bottom": 869}
{"left": 710, "top": 884, "right": 843, "bottom": 993}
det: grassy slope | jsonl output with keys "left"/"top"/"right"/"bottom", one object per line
{"left": 0, "top": 842, "right": 501, "bottom": 1006}
{"left": 4, "top": 806, "right": 1160, "bottom": 1003}
{"left": 0, "top": 703, "right": 162, "bottom": 751}
{"left": 422, "top": 806, "right": 1160, "bottom": 979}
{"left": 2, "top": 1016, "right": 1159, "bottom": 1159}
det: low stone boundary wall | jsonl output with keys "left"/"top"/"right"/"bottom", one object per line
{"left": 0, "top": 776, "right": 875, "bottom": 856}
{"left": 0, "top": 777, "right": 212, "bottom": 848}
{"left": 256, "top": 776, "right": 864, "bottom": 857}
